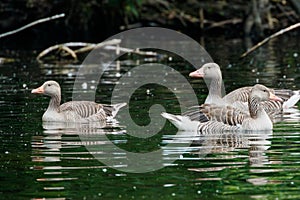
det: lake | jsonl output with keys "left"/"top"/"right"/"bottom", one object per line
{"left": 1, "top": 29, "right": 300, "bottom": 199}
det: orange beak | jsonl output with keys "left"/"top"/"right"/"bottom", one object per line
{"left": 189, "top": 68, "right": 204, "bottom": 78}
{"left": 31, "top": 86, "right": 44, "bottom": 94}
{"left": 269, "top": 93, "right": 283, "bottom": 102}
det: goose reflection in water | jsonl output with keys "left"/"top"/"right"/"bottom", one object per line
{"left": 30, "top": 115, "right": 299, "bottom": 188}
{"left": 32, "top": 120, "right": 124, "bottom": 162}
{"left": 31, "top": 121, "right": 126, "bottom": 192}
{"left": 42, "top": 120, "right": 108, "bottom": 130}
{"left": 176, "top": 130, "right": 274, "bottom": 186}
{"left": 176, "top": 130, "right": 272, "bottom": 159}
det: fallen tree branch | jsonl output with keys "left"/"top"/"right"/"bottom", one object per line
{"left": 37, "top": 40, "right": 122, "bottom": 62}
{"left": 241, "top": 22, "right": 300, "bottom": 58}
{"left": 206, "top": 18, "right": 242, "bottom": 29}
{"left": 104, "top": 45, "right": 157, "bottom": 56}
{"left": 60, "top": 46, "right": 77, "bottom": 60}
{"left": 73, "top": 39, "right": 121, "bottom": 54}
{"left": 36, "top": 43, "right": 80, "bottom": 62}
{"left": 36, "top": 39, "right": 158, "bottom": 63}
{"left": 0, "top": 13, "right": 65, "bottom": 39}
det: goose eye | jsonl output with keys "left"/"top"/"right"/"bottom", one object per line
{"left": 47, "top": 84, "right": 51, "bottom": 87}
{"left": 263, "top": 89, "right": 267, "bottom": 92}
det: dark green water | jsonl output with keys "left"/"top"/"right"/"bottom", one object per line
{"left": 1, "top": 34, "right": 300, "bottom": 199}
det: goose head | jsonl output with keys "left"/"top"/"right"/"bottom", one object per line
{"left": 189, "top": 63, "right": 222, "bottom": 80}
{"left": 31, "top": 80, "right": 61, "bottom": 97}
{"left": 251, "top": 84, "right": 283, "bottom": 102}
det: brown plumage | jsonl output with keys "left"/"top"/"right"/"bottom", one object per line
{"left": 189, "top": 63, "right": 300, "bottom": 113}
{"left": 162, "top": 84, "right": 283, "bottom": 132}
{"left": 31, "top": 80, "right": 126, "bottom": 122}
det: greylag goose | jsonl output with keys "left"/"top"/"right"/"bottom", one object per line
{"left": 189, "top": 63, "right": 300, "bottom": 111}
{"left": 161, "top": 84, "right": 283, "bottom": 132}
{"left": 31, "top": 80, "right": 126, "bottom": 122}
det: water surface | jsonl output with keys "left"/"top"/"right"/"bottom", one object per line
{"left": 0, "top": 34, "right": 300, "bottom": 199}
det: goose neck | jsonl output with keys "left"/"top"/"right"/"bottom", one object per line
{"left": 207, "top": 78, "right": 222, "bottom": 98}
{"left": 248, "top": 96, "right": 264, "bottom": 118}
{"left": 47, "top": 94, "right": 61, "bottom": 112}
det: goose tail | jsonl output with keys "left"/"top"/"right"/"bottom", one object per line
{"left": 161, "top": 112, "right": 199, "bottom": 131}
{"left": 103, "top": 103, "right": 127, "bottom": 118}
{"left": 283, "top": 90, "right": 300, "bottom": 108}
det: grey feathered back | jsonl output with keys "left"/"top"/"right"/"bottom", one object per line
{"left": 32, "top": 80, "right": 126, "bottom": 122}
{"left": 192, "top": 63, "right": 299, "bottom": 113}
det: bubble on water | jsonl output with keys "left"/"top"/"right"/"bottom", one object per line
{"left": 116, "top": 72, "right": 121, "bottom": 77}
{"left": 164, "top": 184, "right": 175, "bottom": 187}
{"left": 293, "top": 52, "right": 298, "bottom": 58}
{"left": 23, "top": 83, "right": 27, "bottom": 88}
{"left": 102, "top": 168, "right": 107, "bottom": 173}
{"left": 81, "top": 82, "right": 88, "bottom": 90}
{"left": 90, "top": 85, "right": 95, "bottom": 90}
{"left": 46, "top": 70, "right": 52, "bottom": 75}
{"left": 168, "top": 56, "right": 173, "bottom": 61}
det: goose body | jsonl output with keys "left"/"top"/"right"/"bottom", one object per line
{"left": 162, "top": 84, "right": 282, "bottom": 132}
{"left": 189, "top": 63, "right": 300, "bottom": 111}
{"left": 32, "top": 80, "right": 126, "bottom": 122}
{"left": 224, "top": 87, "right": 300, "bottom": 111}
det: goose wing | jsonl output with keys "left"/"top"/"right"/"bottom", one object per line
{"left": 184, "top": 104, "right": 249, "bottom": 126}
{"left": 59, "top": 101, "right": 106, "bottom": 119}
{"left": 223, "top": 86, "right": 252, "bottom": 104}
